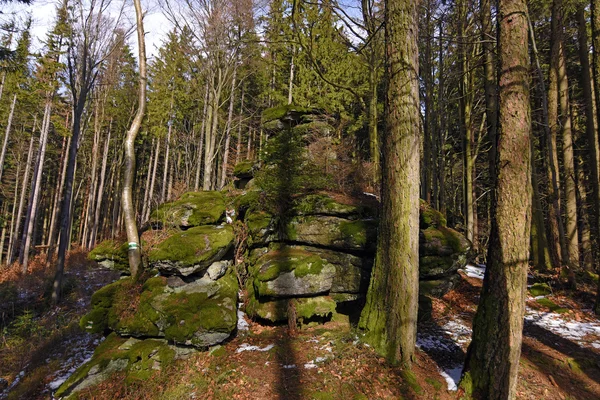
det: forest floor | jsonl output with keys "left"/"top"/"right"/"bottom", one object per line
{"left": 1, "top": 252, "right": 600, "bottom": 399}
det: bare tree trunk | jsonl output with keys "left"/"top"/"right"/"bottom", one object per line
{"left": 288, "top": 53, "right": 294, "bottom": 105}
{"left": 141, "top": 136, "right": 154, "bottom": 222}
{"left": 21, "top": 99, "right": 52, "bottom": 272}
{"left": 5, "top": 148, "right": 22, "bottom": 265}
{"left": 144, "top": 137, "right": 160, "bottom": 221}
{"left": 90, "top": 130, "right": 110, "bottom": 248}
{"left": 0, "top": 93, "right": 17, "bottom": 183}
{"left": 9, "top": 134, "right": 35, "bottom": 265}
{"left": 121, "top": 0, "right": 146, "bottom": 278}
{"left": 162, "top": 120, "right": 172, "bottom": 203}
{"left": 195, "top": 80, "right": 209, "bottom": 191}
{"left": 47, "top": 134, "right": 70, "bottom": 256}
{"left": 220, "top": 65, "right": 237, "bottom": 189}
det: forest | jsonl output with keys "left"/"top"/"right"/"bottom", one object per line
{"left": 1, "top": 0, "right": 600, "bottom": 399}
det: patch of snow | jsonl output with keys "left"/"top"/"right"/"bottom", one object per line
{"left": 363, "top": 192, "right": 378, "bottom": 198}
{"left": 236, "top": 343, "right": 275, "bottom": 353}
{"left": 237, "top": 310, "right": 249, "bottom": 331}
{"left": 441, "top": 320, "right": 472, "bottom": 345}
{"left": 440, "top": 366, "right": 463, "bottom": 391}
{"left": 46, "top": 334, "right": 96, "bottom": 395}
{"left": 525, "top": 307, "right": 600, "bottom": 345}
{"left": 460, "top": 264, "right": 486, "bottom": 280}
{"left": 534, "top": 295, "right": 546, "bottom": 300}
{"left": 282, "top": 364, "right": 296, "bottom": 369}
{"left": 304, "top": 362, "right": 318, "bottom": 369}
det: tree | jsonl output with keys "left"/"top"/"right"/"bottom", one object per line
{"left": 358, "top": 0, "right": 420, "bottom": 365}
{"left": 121, "top": 0, "right": 146, "bottom": 278}
{"left": 460, "top": 0, "right": 531, "bottom": 397}
{"left": 52, "top": 0, "right": 125, "bottom": 304}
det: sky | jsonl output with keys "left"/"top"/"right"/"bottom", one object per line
{"left": 2, "top": 0, "right": 172, "bottom": 60}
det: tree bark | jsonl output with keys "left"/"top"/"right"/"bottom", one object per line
{"left": 0, "top": 93, "right": 17, "bottom": 184}
{"left": 460, "top": 1, "right": 531, "bottom": 397}
{"left": 220, "top": 65, "right": 237, "bottom": 189}
{"left": 591, "top": 0, "right": 600, "bottom": 313}
{"left": 121, "top": 0, "right": 147, "bottom": 278}
{"left": 358, "top": 0, "right": 420, "bottom": 366}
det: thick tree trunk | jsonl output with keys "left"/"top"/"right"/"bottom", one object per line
{"left": 481, "top": 0, "right": 498, "bottom": 178}
{"left": 590, "top": 0, "right": 600, "bottom": 313}
{"left": 358, "top": 0, "right": 420, "bottom": 366}
{"left": 460, "top": 1, "right": 531, "bottom": 398}
{"left": 578, "top": 5, "right": 600, "bottom": 273}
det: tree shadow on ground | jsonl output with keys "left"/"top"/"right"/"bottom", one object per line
{"left": 522, "top": 321, "right": 600, "bottom": 394}
{"left": 272, "top": 300, "right": 303, "bottom": 400}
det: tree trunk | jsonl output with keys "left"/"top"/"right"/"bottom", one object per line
{"left": 194, "top": 80, "right": 209, "bottom": 191}
{"left": 481, "top": 0, "right": 498, "bottom": 178}
{"left": 578, "top": 5, "right": 600, "bottom": 274}
{"left": 90, "top": 131, "right": 110, "bottom": 248}
{"left": 0, "top": 93, "right": 17, "bottom": 183}
{"left": 145, "top": 137, "right": 160, "bottom": 222}
{"left": 220, "top": 65, "right": 237, "bottom": 189}
{"left": 460, "top": 1, "right": 531, "bottom": 397}
{"left": 358, "top": 0, "right": 420, "bottom": 366}
{"left": 47, "top": 134, "right": 70, "bottom": 256}
{"left": 236, "top": 85, "right": 245, "bottom": 165}
{"left": 121, "top": 0, "right": 146, "bottom": 278}
{"left": 591, "top": 0, "right": 600, "bottom": 313}
{"left": 21, "top": 99, "right": 52, "bottom": 272}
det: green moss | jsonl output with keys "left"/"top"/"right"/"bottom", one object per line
{"left": 80, "top": 279, "right": 124, "bottom": 333}
{"left": 529, "top": 282, "right": 552, "bottom": 297}
{"left": 339, "top": 220, "right": 370, "bottom": 247}
{"left": 148, "top": 224, "right": 234, "bottom": 268}
{"left": 292, "top": 121, "right": 334, "bottom": 137}
{"left": 425, "top": 377, "right": 443, "bottom": 391}
{"left": 88, "top": 240, "right": 129, "bottom": 272}
{"left": 233, "top": 190, "right": 261, "bottom": 212}
{"left": 400, "top": 369, "right": 424, "bottom": 395}
{"left": 420, "top": 200, "right": 447, "bottom": 228}
{"left": 233, "top": 161, "right": 255, "bottom": 177}
{"left": 261, "top": 105, "right": 313, "bottom": 123}
{"left": 421, "top": 226, "right": 467, "bottom": 254}
{"left": 458, "top": 371, "right": 473, "bottom": 399}
{"left": 150, "top": 191, "right": 225, "bottom": 228}
{"left": 296, "top": 296, "right": 336, "bottom": 321}
{"left": 536, "top": 298, "right": 568, "bottom": 313}
{"left": 254, "top": 249, "right": 326, "bottom": 281}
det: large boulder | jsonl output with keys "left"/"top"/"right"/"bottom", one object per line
{"left": 149, "top": 191, "right": 225, "bottom": 229}
{"left": 285, "top": 216, "right": 377, "bottom": 253}
{"left": 246, "top": 288, "right": 337, "bottom": 323}
{"left": 80, "top": 271, "right": 238, "bottom": 348}
{"left": 148, "top": 224, "right": 234, "bottom": 277}
{"left": 251, "top": 248, "right": 336, "bottom": 297}
{"left": 55, "top": 334, "right": 193, "bottom": 399}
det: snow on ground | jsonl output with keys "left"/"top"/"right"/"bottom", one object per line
{"left": 439, "top": 366, "right": 463, "bottom": 391}
{"left": 459, "top": 264, "right": 486, "bottom": 280}
{"left": 236, "top": 343, "right": 275, "bottom": 353}
{"left": 46, "top": 334, "right": 103, "bottom": 396}
{"left": 525, "top": 307, "right": 600, "bottom": 345}
{"left": 237, "top": 305, "right": 250, "bottom": 331}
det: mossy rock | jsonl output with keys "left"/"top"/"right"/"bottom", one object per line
{"left": 419, "top": 274, "right": 460, "bottom": 298}
{"left": 246, "top": 284, "right": 336, "bottom": 323}
{"left": 261, "top": 104, "right": 314, "bottom": 123}
{"left": 233, "top": 190, "right": 261, "bottom": 214}
{"left": 245, "top": 209, "right": 275, "bottom": 247}
{"left": 420, "top": 200, "right": 447, "bottom": 228}
{"left": 536, "top": 298, "right": 568, "bottom": 313}
{"left": 81, "top": 272, "right": 238, "bottom": 348}
{"left": 529, "top": 282, "right": 552, "bottom": 297}
{"left": 292, "top": 193, "right": 373, "bottom": 219}
{"left": 149, "top": 191, "right": 225, "bottom": 229}
{"left": 285, "top": 216, "right": 377, "bottom": 253}
{"left": 420, "top": 226, "right": 470, "bottom": 256}
{"left": 419, "top": 254, "right": 466, "bottom": 279}
{"left": 292, "top": 121, "right": 334, "bottom": 137}
{"left": 251, "top": 248, "right": 336, "bottom": 297}
{"left": 233, "top": 161, "right": 256, "bottom": 179}
{"left": 55, "top": 334, "right": 182, "bottom": 398}
{"left": 148, "top": 224, "right": 234, "bottom": 276}
{"left": 88, "top": 240, "right": 129, "bottom": 273}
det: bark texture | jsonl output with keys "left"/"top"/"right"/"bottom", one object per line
{"left": 460, "top": 1, "right": 532, "bottom": 398}
{"left": 358, "top": 0, "right": 420, "bottom": 366}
